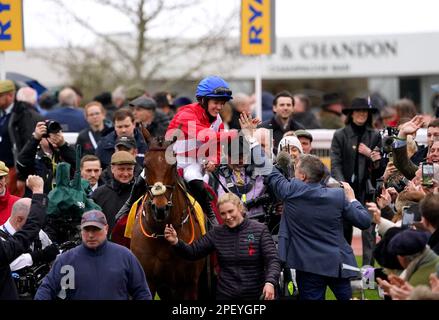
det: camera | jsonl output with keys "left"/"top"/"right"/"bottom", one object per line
{"left": 380, "top": 127, "right": 399, "bottom": 156}
{"left": 387, "top": 174, "right": 410, "bottom": 193}
{"left": 244, "top": 193, "right": 271, "bottom": 210}
{"left": 42, "top": 120, "right": 62, "bottom": 138}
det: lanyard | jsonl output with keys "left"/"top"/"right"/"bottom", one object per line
{"left": 88, "top": 130, "right": 98, "bottom": 150}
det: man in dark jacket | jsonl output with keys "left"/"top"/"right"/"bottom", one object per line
{"left": 0, "top": 175, "right": 47, "bottom": 300}
{"left": 266, "top": 154, "right": 371, "bottom": 300}
{"left": 293, "top": 93, "right": 321, "bottom": 129}
{"left": 92, "top": 151, "right": 136, "bottom": 232}
{"left": 100, "top": 136, "right": 143, "bottom": 185}
{"left": 258, "top": 91, "right": 304, "bottom": 155}
{"left": 96, "top": 108, "right": 147, "bottom": 169}
{"left": 129, "top": 96, "right": 170, "bottom": 137}
{"left": 16, "top": 121, "right": 76, "bottom": 195}
{"left": 0, "top": 80, "right": 43, "bottom": 195}
{"left": 35, "top": 210, "right": 151, "bottom": 300}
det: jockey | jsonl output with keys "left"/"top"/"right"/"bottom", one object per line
{"left": 166, "top": 76, "right": 239, "bottom": 226}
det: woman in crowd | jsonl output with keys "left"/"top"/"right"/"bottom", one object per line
{"left": 164, "top": 193, "right": 281, "bottom": 300}
{"left": 330, "top": 97, "right": 382, "bottom": 266}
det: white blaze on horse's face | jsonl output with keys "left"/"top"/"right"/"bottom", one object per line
{"left": 218, "top": 202, "right": 244, "bottom": 229}
{"left": 151, "top": 182, "right": 166, "bottom": 196}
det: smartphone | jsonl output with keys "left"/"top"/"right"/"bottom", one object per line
{"left": 422, "top": 162, "right": 434, "bottom": 187}
{"left": 401, "top": 206, "right": 415, "bottom": 228}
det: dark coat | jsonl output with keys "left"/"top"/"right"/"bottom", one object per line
{"left": 266, "top": 168, "right": 371, "bottom": 279}
{"left": 9, "top": 101, "right": 44, "bottom": 162}
{"left": 75, "top": 124, "right": 113, "bottom": 156}
{"left": 91, "top": 178, "right": 133, "bottom": 231}
{"left": 293, "top": 112, "right": 321, "bottom": 129}
{"left": 330, "top": 124, "right": 382, "bottom": 201}
{"left": 145, "top": 111, "right": 170, "bottom": 137}
{"left": 95, "top": 129, "right": 148, "bottom": 169}
{"left": 16, "top": 137, "right": 76, "bottom": 195}
{"left": 174, "top": 218, "right": 281, "bottom": 300}
{"left": 0, "top": 101, "right": 43, "bottom": 167}
{"left": 258, "top": 116, "right": 304, "bottom": 155}
{"left": 0, "top": 194, "right": 47, "bottom": 300}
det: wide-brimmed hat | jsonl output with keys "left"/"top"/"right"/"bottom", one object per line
{"left": 342, "top": 97, "right": 379, "bottom": 115}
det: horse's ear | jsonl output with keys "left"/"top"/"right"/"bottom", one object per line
{"left": 140, "top": 125, "right": 152, "bottom": 143}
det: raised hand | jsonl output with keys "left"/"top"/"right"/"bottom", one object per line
{"left": 398, "top": 115, "right": 424, "bottom": 139}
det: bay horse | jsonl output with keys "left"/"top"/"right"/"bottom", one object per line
{"left": 130, "top": 130, "right": 206, "bottom": 300}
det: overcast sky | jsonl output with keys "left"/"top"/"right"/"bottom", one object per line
{"left": 23, "top": 0, "right": 439, "bottom": 48}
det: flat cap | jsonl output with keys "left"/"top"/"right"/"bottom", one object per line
{"left": 111, "top": 151, "right": 136, "bottom": 165}
{"left": 388, "top": 229, "right": 430, "bottom": 256}
{"left": 0, "top": 80, "right": 15, "bottom": 94}
{"left": 295, "top": 129, "right": 313, "bottom": 142}
{"left": 129, "top": 96, "right": 157, "bottom": 110}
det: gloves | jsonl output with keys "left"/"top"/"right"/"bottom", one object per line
{"left": 31, "top": 243, "right": 60, "bottom": 265}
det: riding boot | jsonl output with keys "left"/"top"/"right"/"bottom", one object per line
{"left": 114, "top": 174, "right": 147, "bottom": 223}
{"left": 188, "top": 180, "right": 219, "bottom": 227}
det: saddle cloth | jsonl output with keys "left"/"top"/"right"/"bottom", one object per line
{"left": 124, "top": 193, "right": 206, "bottom": 239}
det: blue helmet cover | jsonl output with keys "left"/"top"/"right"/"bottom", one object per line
{"left": 196, "top": 76, "right": 233, "bottom": 100}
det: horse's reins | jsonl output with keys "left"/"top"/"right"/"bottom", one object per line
{"left": 138, "top": 186, "right": 195, "bottom": 244}
{"left": 137, "top": 145, "right": 196, "bottom": 244}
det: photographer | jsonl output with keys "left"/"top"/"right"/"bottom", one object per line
{"left": 0, "top": 175, "right": 47, "bottom": 299}
{"left": 16, "top": 121, "right": 76, "bottom": 195}
{"left": 1, "top": 196, "right": 59, "bottom": 299}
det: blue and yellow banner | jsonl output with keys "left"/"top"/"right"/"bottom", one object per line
{"left": 0, "top": 0, "right": 24, "bottom": 51}
{"left": 241, "top": 0, "right": 275, "bottom": 55}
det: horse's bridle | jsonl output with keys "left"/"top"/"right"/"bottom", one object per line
{"left": 138, "top": 146, "right": 196, "bottom": 243}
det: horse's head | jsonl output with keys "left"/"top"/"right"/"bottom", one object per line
{"left": 142, "top": 135, "right": 178, "bottom": 223}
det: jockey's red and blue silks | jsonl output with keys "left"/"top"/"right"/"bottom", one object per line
{"left": 166, "top": 103, "right": 238, "bottom": 166}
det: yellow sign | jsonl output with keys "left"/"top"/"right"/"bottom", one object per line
{"left": 0, "top": 0, "right": 24, "bottom": 51}
{"left": 241, "top": 0, "right": 275, "bottom": 55}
